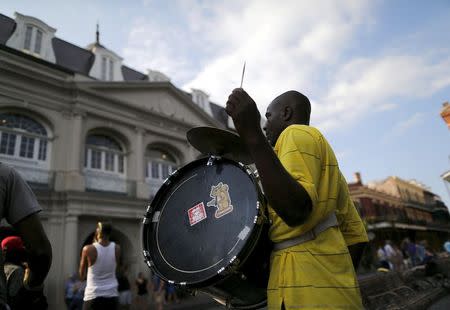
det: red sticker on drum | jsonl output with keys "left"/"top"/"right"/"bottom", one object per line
{"left": 188, "top": 202, "right": 207, "bottom": 226}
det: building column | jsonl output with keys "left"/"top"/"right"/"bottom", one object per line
{"left": 134, "top": 127, "right": 150, "bottom": 199}
{"left": 54, "top": 111, "right": 85, "bottom": 191}
{"left": 63, "top": 215, "right": 79, "bottom": 276}
{"left": 44, "top": 214, "right": 66, "bottom": 310}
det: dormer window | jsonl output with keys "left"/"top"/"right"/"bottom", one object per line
{"left": 24, "top": 26, "right": 32, "bottom": 50}
{"left": 101, "top": 57, "right": 107, "bottom": 80}
{"left": 191, "top": 89, "right": 213, "bottom": 116}
{"left": 23, "top": 25, "right": 43, "bottom": 55}
{"left": 109, "top": 59, "right": 114, "bottom": 80}
{"left": 6, "top": 13, "right": 57, "bottom": 63}
{"left": 35, "top": 29, "right": 42, "bottom": 53}
{"left": 100, "top": 56, "right": 114, "bottom": 81}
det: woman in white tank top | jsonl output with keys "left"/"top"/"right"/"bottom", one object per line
{"left": 79, "top": 222, "right": 121, "bottom": 310}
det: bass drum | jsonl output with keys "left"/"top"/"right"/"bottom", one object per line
{"left": 142, "top": 156, "right": 271, "bottom": 309}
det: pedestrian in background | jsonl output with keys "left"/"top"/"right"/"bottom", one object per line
{"left": 134, "top": 272, "right": 149, "bottom": 310}
{"left": 392, "top": 244, "right": 405, "bottom": 271}
{"left": 166, "top": 282, "right": 179, "bottom": 304}
{"left": 377, "top": 242, "right": 389, "bottom": 270}
{"left": 64, "top": 273, "right": 77, "bottom": 308}
{"left": 402, "top": 238, "right": 417, "bottom": 267}
{"left": 443, "top": 240, "right": 450, "bottom": 256}
{"left": 70, "top": 279, "right": 85, "bottom": 310}
{"left": 151, "top": 275, "right": 165, "bottom": 310}
{"left": 117, "top": 267, "right": 131, "bottom": 310}
{"left": 2, "top": 236, "right": 26, "bottom": 309}
{"left": 384, "top": 240, "right": 396, "bottom": 270}
{"left": 416, "top": 240, "right": 427, "bottom": 265}
{"left": 79, "top": 222, "right": 120, "bottom": 310}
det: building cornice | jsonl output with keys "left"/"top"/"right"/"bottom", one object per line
{"left": 35, "top": 190, "right": 148, "bottom": 219}
{"left": 76, "top": 81, "right": 224, "bottom": 129}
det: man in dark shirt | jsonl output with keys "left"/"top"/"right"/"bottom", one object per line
{"left": 0, "top": 163, "right": 52, "bottom": 309}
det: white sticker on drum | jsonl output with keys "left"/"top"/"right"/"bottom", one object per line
{"left": 206, "top": 182, "right": 234, "bottom": 219}
{"left": 238, "top": 226, "right": 251, "bottom": 240}
{"left": 152, "top": 211, "right": 160, "bottom": 222}
{"left": 188, "top": 202, "right": 207, "bottom": 226}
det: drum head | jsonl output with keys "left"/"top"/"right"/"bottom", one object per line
{"left": 142, "top": 157, "right": 262, "bottom": 286}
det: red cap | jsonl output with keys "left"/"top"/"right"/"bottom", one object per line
{"left": 1, "top": 236, "right": 25, "bottom": 252}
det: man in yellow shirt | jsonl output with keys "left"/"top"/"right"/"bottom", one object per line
{"left": 226, "top": 89, "right": 368, "bottom": 309}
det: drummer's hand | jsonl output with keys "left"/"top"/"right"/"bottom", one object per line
{"left": 226, "top": 88, "right": 262, "bottom": 142}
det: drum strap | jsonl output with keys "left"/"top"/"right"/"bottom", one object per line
{"left": 273, "top": 212, "right": 338, "bottom": 251}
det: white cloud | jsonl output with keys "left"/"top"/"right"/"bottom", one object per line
{"left": 181, "top": 0, "right": 372, "bottom": 111}
{"left": 314, "top": 55, "right": 450, "bottom": 131}
{"left": 377, "top": 103, "right": 398, "bottom": 112}
{"left": 123, "top": 0, "right": 372, "bottom": 103}
{"left": 122, "top": 17, "right": 197, "bottom": 82}
{"left": 123, "top": 0, "right": 450, "bottom": 133}
{"left": 381, "top": 112, "right": 425, "bottom": 142}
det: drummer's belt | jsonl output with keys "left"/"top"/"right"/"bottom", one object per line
{"left": 273, "top": 212, "right": 338, "bottom": 251}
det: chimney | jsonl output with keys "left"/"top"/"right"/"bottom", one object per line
{"left": 354, "top": 172, "right": 362, "bottom": 184}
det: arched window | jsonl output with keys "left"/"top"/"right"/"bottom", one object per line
{"left": 145, "top": 148, "right": 177, "bottom": 181}
{"left": 0, "top": 113, "right": 49, "bottom": 163}
{"left": 84, "top": 134, "right": 125, "bottom": 175}
{"left": 145, "top": 147, "right": 178, "bottom": 198}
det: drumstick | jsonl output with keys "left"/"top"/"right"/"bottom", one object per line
{"left": 240, "top": 61, "right": 246, "bottom": 88}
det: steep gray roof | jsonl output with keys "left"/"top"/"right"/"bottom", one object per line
{"left": 122, "top": 66, "right": 148, "bottom": 81}
{"left": 0, "top": 13, "right": 148, "bottom": 81}
{"left": 52, "top": 38, "right": 95, "bottom": 74}
{"left": 0, "top": 14, "right": 16, "bottom": 44}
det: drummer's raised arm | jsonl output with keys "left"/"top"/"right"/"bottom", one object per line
{"left": 226, "top": 88, "right": 312, "bottom": 227}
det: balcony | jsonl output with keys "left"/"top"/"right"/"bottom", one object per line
{"left": 366, "top": 215, "right": 438, "bottom": 231}
{"left": 84, "top": 170, "right": 137, "bottom": 196}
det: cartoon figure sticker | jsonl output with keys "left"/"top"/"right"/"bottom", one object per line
{"left": 188, "top": 202, "right": 207, "bottom": 226}
{"left": 207, "top": 182, "right": 234, "bottom": 218}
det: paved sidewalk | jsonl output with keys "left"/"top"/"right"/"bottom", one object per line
{"left": 428, "top": 294, "right": 450, "bottom": 310}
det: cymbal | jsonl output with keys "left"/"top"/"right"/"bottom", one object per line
{"left": 187, "top": 127, "right": 253, "bottom": 164}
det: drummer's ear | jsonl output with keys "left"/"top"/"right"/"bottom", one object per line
{"left": 282, "top": 106, "right": 293, "bottom": 121}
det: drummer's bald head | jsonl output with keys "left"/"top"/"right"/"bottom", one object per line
{"left": 273, "top": 91, "right": 311, "bottom": 125}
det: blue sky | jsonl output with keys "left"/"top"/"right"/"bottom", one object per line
{"left": 3, "top": 0, "right": 450, "bottom": 206}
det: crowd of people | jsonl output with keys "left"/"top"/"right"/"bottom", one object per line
{"left": 376, "top": 238, "right": 437, "bottom": 272}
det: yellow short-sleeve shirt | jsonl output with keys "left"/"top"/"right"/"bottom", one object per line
{"left": 267, "top": 125, "right": 368, "bottom": 309}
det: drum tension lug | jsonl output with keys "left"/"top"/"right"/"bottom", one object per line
{"left": 206, "top": 155, "right": 221, "bottom": 166}
{"left": 225, "top": 257, "right": 240, "bottom": 275}
{"left": 253, "top": 170, "right": 260, "bottom": 178}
